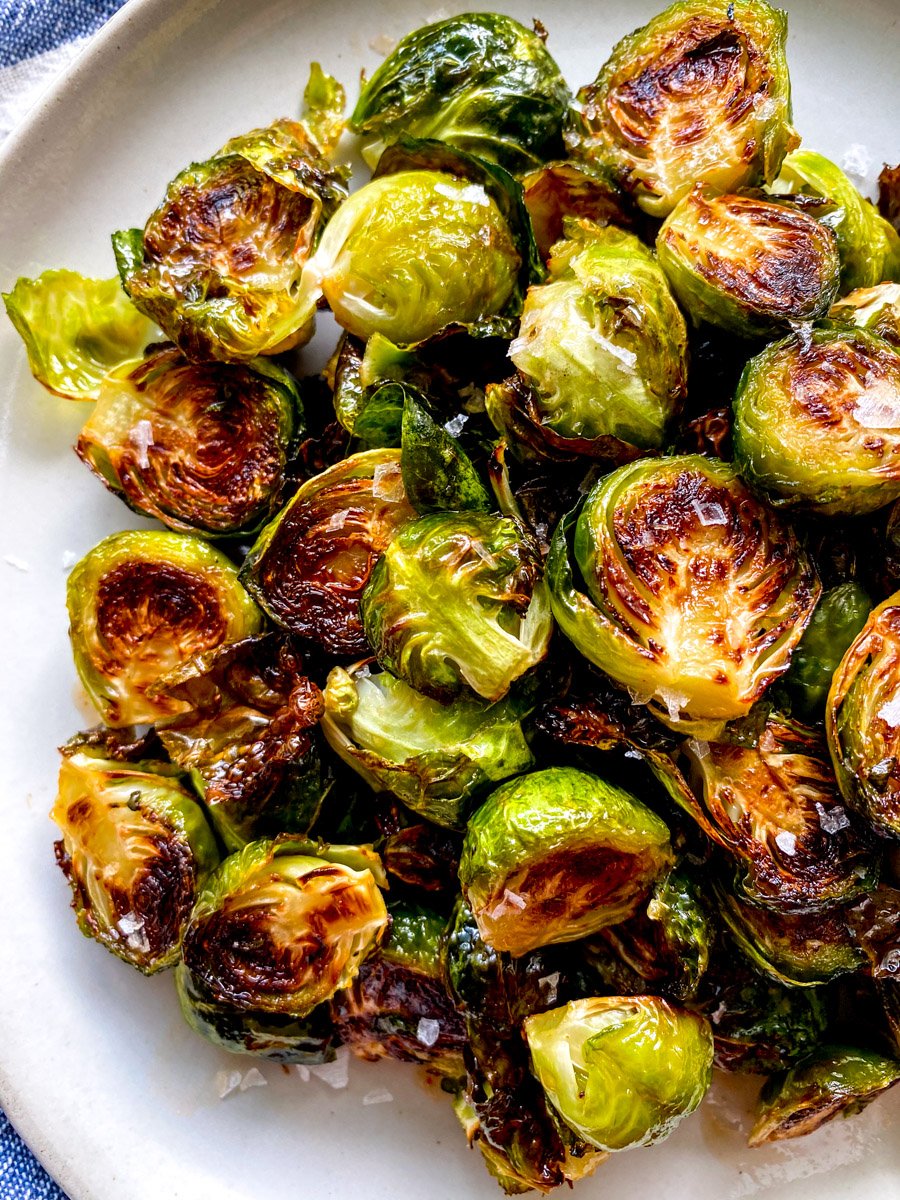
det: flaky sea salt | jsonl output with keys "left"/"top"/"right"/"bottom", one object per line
{"left": 841, "top": 143, "right": 872, "bottom": 183}
{"left": 444, "top": 413, "right": 467, "bottom": 437}
{"left": 416, "top": 1017, "right": 441, "bottom": 1047}
{"left": 308, "top": 1048, "right": 350, "bottom": 1089}
{"left": 294, "top": 1064, "right": 311, "bottom": 1082}
{"left": 239, "top": 1067, "right": 267, "bottom": 1091}
{"left": 61, "top": 550, "right": 78, "bottom": 570}
{"left": 368, "top": 34, "right": 396, "bottom": 55}
{"left": 372, "top": 462, "right": 404, "bottom": 501}
{"left": 877, "top": 693, "right": 900, "bottom": 725}
{"left": 774, "top": 831, "right": 797, "bottom": 856}
{"left": 815, "top": 802, "right": 851, "bottom": 834}
{"left": 132, "top": 419, "right": 154, "bottom": 469}
{"left": 4, "top": 555, "right": 30, "bottom": 571}
{"left": 363, "top": 1087, "right": 395, "bottom": 1106}
{"left": 216, "top": 1069, "right": 243, "bottom": 1099}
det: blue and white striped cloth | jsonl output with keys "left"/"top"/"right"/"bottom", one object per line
{"left": 1, "top": 10, "right": 130, "bottom": 1200}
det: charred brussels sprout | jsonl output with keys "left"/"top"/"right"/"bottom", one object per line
{"left": 113, "top": 118, "right": 347, "bottom": 362}
{"left": 68, "top": 530, "right": 262, "bottom": 726}
{"left": 829, "top": 282, "right": 900, "bottom": 348}
{"left": 548, "top": 456, "right": 820, "bottom": 736}
{"left": 300, "top": 138, "right": 541, "bottom": 347}
{"left": 576, "top": 0, "right": 796, "bottom": 217}
{"left": 459, "top": 767, "right": 673, "bottom": 956}
{"left": 784, "top": 583, "right": 872, "bottom": 719}
{"left": 331, "top": 901, "right": 466, "bottom": 1071}
{"left": 349, "top": 13, "right": 570, "bottom": 174}
{"left": 827, "top": 592, "right": 900, "bottom": 838}
{"left": 181, "top": 838, "right": 388, "bottom": 1018}
{"left": 716, "top": 888, "right": 864, "bottom": 986}
{"left": 683, "top": 716, "right": 876, "bottom": 913}
{"left": 733, "top": 329, "right": 900, "bottom": 515}
{"left": 774, "top": 150, "right": 900, "bottom": 292}
{"left": 593, "top": 868, "right": 711, "bottom": 1002}
{"left": 522, "top": 160, "right": 632, "bottom": 263}
{"left": 52, "top": 751, "right": 218, "bottom": 973}
{"left": 497, "top": 223, "right": 687, "bottom": 457}
{"left": 76, "top": 347, "right": 299, "bottom": 538}
{"left": 176, "top": 966, "right": 337, "bottom": 1063}
{"left": 361, "top": 511, "right": 552, "bottom": 703}
{"left": 241, "top": 449, "right": 415, "bottom": 656}
{"left": 525, "top": 996, "right": 714, "bottom": 1150}
{"left": 321, "top": 661, "right": 533, "bottom": 830}
{"left": 656, "top": 188, "right": 840, "bottom": 337}
{"left": 156, "top": 635, "right": 324, "bottom": 852}
{"left": 749, "top": 1046, "right": 900, "bottom": 1145}
{"left": 2, "top": 270, "right": 156, "bottom": 400}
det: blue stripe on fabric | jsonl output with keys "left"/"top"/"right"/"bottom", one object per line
{"left": 0, "top": 0, "right": 126, "bottom": 68}
{"left": 0, "top": 1111, "right": 67, "bottom": 1200}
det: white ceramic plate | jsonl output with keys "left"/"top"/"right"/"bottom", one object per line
{"left": 1, "top": 2, "right": 899, "bottom": 1197}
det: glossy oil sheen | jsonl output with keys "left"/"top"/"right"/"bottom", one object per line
{"left": 0, "top": 2, "right": 899, "bottom": 1198}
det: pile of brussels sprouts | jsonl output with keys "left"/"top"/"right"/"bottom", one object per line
{"left": 8, "top": 1, "right": 900, "bottom": 1191}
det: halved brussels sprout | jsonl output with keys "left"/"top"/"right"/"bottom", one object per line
{"left": 548, "top": 456, "right": 820, "bottom": 736}
{"left": 827, "top": 591, "right": 900, "bottom": 837}
{"left": 525, "top": 996, "right": 714, "bottom": 1151}
{"left": 496, "top": 222, "right": 687, "bottom": 458}
{"left": 241, "top": 449, "right": 416, "bottom": 656}
{"left": 331, "top": 901, "right": 465, "bottom": 1071}
{"left": 299, "top": 137, "right": 541, "bottom": 347}
{"left": 181, "top": 838, "right": 388, "bottom": 1018}
{"left": 716, "top": 886, "right": 864, "bottom": 986}
{"left": 68, "top": 530, "right": 263, "bottom": 727}
{"left": 381, "top": 820, "right": 461, "bottom": 894}
{"left": 748, "top": 1046, "right": 900, "bottom": 1146}
{"left": 76, "top": 347, "right": 299, "bottom": 538}
{"left": 361, "top": 511, "right": 552, "bottom": 704}
{"left": 459, "top": 767, "right": 673, "bottom": 957}
{"left": 774, "top": 150, "right": 900, "bottom": 292}
{"left": 176, "top": 966, "right": 338, "bottom": 1063}
{"left": 656, "top": 187, "right": 840, "bottom": 337}
{"left": 52, "top": 750, "right": 218, "bottom": 973}
{"left": 321, "top": 661, "right": 533, "bottom": 830}
{"left": 349, "top": 13, "right": 570, "bottom": 174}
{"left": 576, "top": 0, "right": 796, "bottom": 217}
{"left": 522, "top": 160, "right": 632, "bottom": 263}
{"left": 829, "top": 282, "right": 900, "bottom": 348}
{"left": 683, "top": 716, "right": 876, "bottom": 913}
{"left": 113, "top": 116, "right": 347, "bottom": 362}
{"left": 156, "top": 635, "right": 325, "bottom": 852}
{"left": 696, "top": 942, "right": 827, "bottom": 1072}
{"left": 593, "top": 868, "right": 711, "bottom": 1002}
{"left": 733, "top": 328, "right": 900, "bottom": 516}
{"left": 2, "top": 270, "right": 157, "bottom": 400}
{"left": 783, "top": 583, "right": 872, "bottom": 719}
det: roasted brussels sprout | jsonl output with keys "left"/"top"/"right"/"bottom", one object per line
{"left": 522, "top": 160, "right": 632, "bottom": 263}
{"left": 241, "top": 449, "right": 415, "bottom": 656}
{"left": 76, "top": 347, "right": 300, "bottom": 538}
{"left": 331, "top": 901, "right": 465, "bottom": 1071}
{"left": 349, "top": 13, "right": 570, "bottom": 174}
{"left": 459, "top": 767, "right": 673, "bottom": 956}
{"left": 361, "top": 511, "right": 552, "bottom": 704}
{"left": 299, "top": 137, "right": 541, "bottom": 347}
{"left": 733, "top": 328, "right": 900, "bottom": 515}
{"left": 156, "top": 635, "right": 325, "bottom": 851}
{"left": 548, "top": 456, "right": 820, "bottom": 736}
{"left": 748, "top": 1046, "right": 900, "bottom": 1145}
{"left": 495, "top": 222, "right": 687, "bottom": 458}
{"left": 52, "top": 750, "right": 218, "bottom": 973}
{"left": 829, "top": 282, "right": 900, "bottom": 348}
{"left": 321, "top": 661, "right": 533, "bottom": 830}
{"left": 400, "top": 385, "right": 491, "bottom": 514}
{"left": 827, "top": 591, "right": 900, "bottom": 837}
{"left": 716, "top": 887, "right": 864, "bottom": 986}
{"left": 783, "top": 583, "right": 872, "bottom": 718}
{"left": 68, "top": 530, "right": 262, "bottom": 726}
{"left": 181, "top": 838, "right": 388, "bottom": 1018}
{"left": 576, "top": 0, "right": 796, "bottom": 217}
{"left": 696, "top": 941, "right": 827, "bottom": 1072}
{"left": 683, "top": 716, "right": 876, "bottom": 913}
{"left": 656, "top": 187, "right": 840, "bottom": 337}
{"left": 774, "top": 150, "right": 900, "bottom": 292}
{"left": 2, "top": 270, "right": 156, "bottom": 400}
{"left": 113, "top": 115, "right": 347, "bottom": 362}
{"left": 593, "top": 868, "right": 711, "bottom": 1002}
{"left": 176, "top": 966, "right": 338, "bottom": 1063}
{"left": 525, "top": 996, "right": 713, "bottom": 1150}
